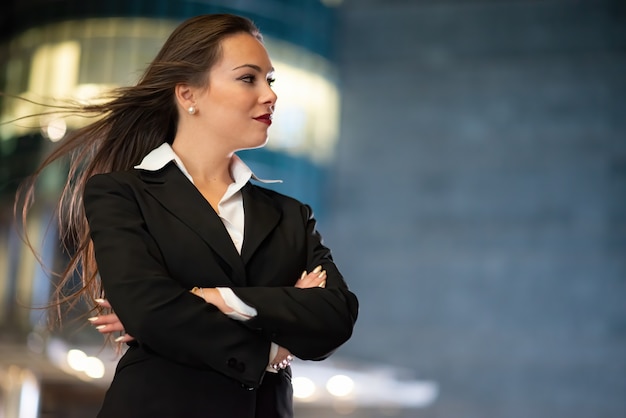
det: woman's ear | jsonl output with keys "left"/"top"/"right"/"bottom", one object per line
{"left": 174, "top": 83, "right": 196, "bottom": 112}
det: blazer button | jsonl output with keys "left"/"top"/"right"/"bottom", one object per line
{"left": 227, "top": 358, "right": 246, "bottom": 373}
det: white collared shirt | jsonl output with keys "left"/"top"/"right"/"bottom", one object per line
{"left": 135, "top": 142, "right": 281, "bottom": 371}
{"left": 135, "top": 142, "right": 280, "bottom": 255}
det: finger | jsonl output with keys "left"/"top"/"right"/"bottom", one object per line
{"left": 88, "top": 313, "right": 122, "bottom": 327}
{"left": 87, "top": 313, "right": 115, "bottom": 325}
{"left": 94, "top": 299, "right": 113, "bottom": 309}
{"left": 87, "top": 316, "right": 101, "bottom": 325}
{"left": 95, "top": 324, "right": 109, "bottom": 333}
{"left": 295, "top": 269, "right": 326, "bottom": 289}
{"left": 307, "top": 270, "right": 327, "bottom": 285}
{"left": 114, "top": 334, "right": 135, "bottom": 343}
{"left": 93, "top": 320, "right": 126, "bottom": 334}
{"left": 96, "top": 324, "right": 125, "bottom": 334}
{"left": 300, "top": 266, "right": 322, "bottom": 282}
{"left": 104, "top": 321, "right": 126, "bottom": 332}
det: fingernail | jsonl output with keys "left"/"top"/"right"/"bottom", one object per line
{"left": 318, "top": 270, "right": 326, "bottom": 279}
{"left": 114, "top": 336, "right": 125, "bottom": 343}
{"left": 300, "top": 271, "right": 306, "bottom": 280}
{"left": 313, "top": 265, "right": 322, "bottom": 274}
{"left": 87, "top": 317, "right": 98, "bottom": 322}
{"left": 95, "top": 325, "right": 106, "bottom": 330}
{"left": 94, "top": 299, "right": 105, "bottom": 304}
{"left": 318, "top": 280, "right": 326, "bottom": 288}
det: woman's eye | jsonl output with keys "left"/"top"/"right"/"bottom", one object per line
{"left": 267, "top": 77, "right": 276, "bottom": 87}
{"left": 240, "top": 75, "right": 255, "bottom": 83}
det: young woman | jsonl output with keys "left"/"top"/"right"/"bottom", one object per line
{"left": 19, "top": 14, "right": 358, "bottom": 418}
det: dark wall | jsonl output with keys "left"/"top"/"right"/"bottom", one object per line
{"left": 328, "top": 0, "right": 626, "bottom": 417}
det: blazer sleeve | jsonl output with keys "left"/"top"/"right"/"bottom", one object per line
{"left": 84, "top": 173, "right": 269, "bottom": 387}
{"left": 231, "top": 204, "right": 359, "bottom": 361}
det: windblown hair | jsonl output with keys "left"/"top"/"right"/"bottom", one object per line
{"left": 15, "top": 14, "right": 262, "bottom": 325}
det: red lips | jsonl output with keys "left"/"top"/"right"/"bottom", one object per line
{"left": 254, "top": 114, "right": 273, "bottom": 125}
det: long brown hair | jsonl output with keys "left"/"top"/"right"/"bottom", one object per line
{"left": 15, "top": 14, "right": 262, "bottom": 325}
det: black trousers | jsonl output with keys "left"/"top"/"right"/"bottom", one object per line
{"left": 97, "top": 347, "right": 293, "bottom": 418}
{"left": 255, "top": 370, "right": 294, "bottom": 418}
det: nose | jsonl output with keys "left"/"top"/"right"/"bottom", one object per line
{"left": 261, "top": 83, "right": 277, "bottom": 108}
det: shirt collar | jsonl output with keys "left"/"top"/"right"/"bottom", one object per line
{"left": 134, "top": 142, "right": 282, "bottom": 185}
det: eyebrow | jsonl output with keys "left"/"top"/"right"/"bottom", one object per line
{"left": 232, "top": 64, "right": 275, "bottom": 73}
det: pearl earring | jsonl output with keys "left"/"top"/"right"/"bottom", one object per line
{"left": 188, "top": 106, "right": 196, "bottom": 115}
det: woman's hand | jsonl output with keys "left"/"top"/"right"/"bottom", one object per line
{"left": 92, "top": 266, "right": 326, "bottom": 348}
{"left": 295, "top": 265, "right": 327, "bottom": 289}
{"left": 269, "top": 265, "right": 326, "bottom": 369}
{"left": 89, "top": 299, "right": 135, "bottom": 343}
{"left": 190, "top": 287, "right": 235, "bottom": 315}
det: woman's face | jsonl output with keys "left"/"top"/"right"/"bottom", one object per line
{"left": 195, "top": 32, "right": 277, "bottom": 152}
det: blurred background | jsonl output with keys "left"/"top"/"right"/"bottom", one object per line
{"left": 0, "top": 0, "right": 624, "bottom": 417}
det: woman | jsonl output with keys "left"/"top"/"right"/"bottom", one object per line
{"left": 19, "top": 14, "right": 358, "bottom": 418}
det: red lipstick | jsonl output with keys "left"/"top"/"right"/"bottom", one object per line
{"left": 254, "top": 114, "right": 273, "bottom": 126}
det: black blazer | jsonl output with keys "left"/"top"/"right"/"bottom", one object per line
{"left": 84, "top": 162, "right": 358, "bottom": 418}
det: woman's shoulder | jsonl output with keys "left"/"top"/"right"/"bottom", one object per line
{"left": 87, "top": 168, "right": 142, "bottom": 183}
{"left": 84, "top": 169, "right": 144, "bottom": 194}
{"left": 247, "top": 184, "right": 319, "bottom": 225}
{"left": 246, "top": 183, "right": 310, "bottom": 211}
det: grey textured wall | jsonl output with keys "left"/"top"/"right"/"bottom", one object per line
{"left": 326, "top": 1, "right": 626, "bottom": 417}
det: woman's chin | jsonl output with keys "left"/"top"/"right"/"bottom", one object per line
{"left": 243, "top": 136, "right": 269, "bottom": 150}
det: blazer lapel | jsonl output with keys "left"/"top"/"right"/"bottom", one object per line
{"left": 240, "top": 183, "right": 282, "bottom": 265}
{"left": 139, "top": 163, "right": 247, "bottom": 286}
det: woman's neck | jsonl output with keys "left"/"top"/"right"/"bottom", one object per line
{"left": 171, "top": 137, "right": 234, "bottom": 186}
